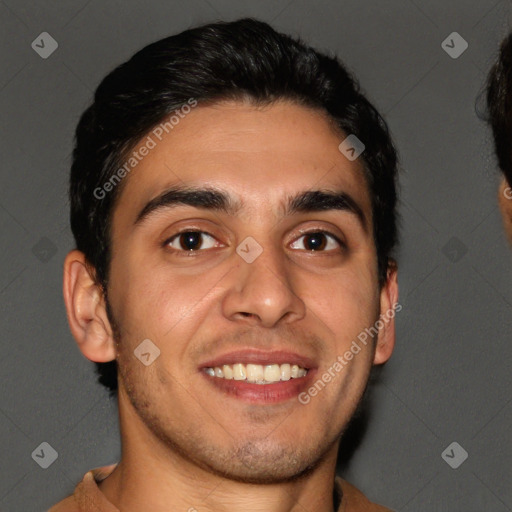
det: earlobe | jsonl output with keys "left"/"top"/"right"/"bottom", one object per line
{"left": 373, "top": 261, "right": 399, "bottom": 365}
{"left": 63, "top": 250, "right": 117, "bottom": 363}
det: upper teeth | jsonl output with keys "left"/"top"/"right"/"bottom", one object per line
{"left": 204, "top": 363, "right": 308, "bottom": 384}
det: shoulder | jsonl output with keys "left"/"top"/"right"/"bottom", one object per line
{"left": 337, "top": 477, "right": 394, "bottom": 512}
{"left": 47, "top": 463, "right": 118, "bottom": 512}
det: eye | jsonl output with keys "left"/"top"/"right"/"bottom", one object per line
{"left": 290, "top": 231, "right": 343, "bottom": 251}
{"left": 164, "top": 230, "right": 220, "bottom": 252}
{"left": 163, "top": 229, "right": 343, "bottom": 254}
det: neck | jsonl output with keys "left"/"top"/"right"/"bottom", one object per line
{"left": 99, "top": 459, "right": 338, "bottom": 512}
{"left": 98, "top": 389, "right": 340, "bottom": 512}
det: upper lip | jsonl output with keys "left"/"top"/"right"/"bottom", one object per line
{"left": 199, "top": 349, "right": 317, "bottom": 370}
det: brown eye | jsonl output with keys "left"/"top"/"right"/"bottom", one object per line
{"left": 165, "top": 231, "right": 218, "bottom": 251}
{"left": 290, "top": 231, "right": 342, "bottom": 251}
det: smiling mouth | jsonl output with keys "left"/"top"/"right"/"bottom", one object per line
{"left": 203, "top": 363, "right": 308, "bottom": 384}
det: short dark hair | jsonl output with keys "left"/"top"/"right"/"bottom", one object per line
{"left": 486, "top": 32, "right": 512, "bottom": 184}
{"left": 69, "top": 18, "right": 399, "bottom": 395}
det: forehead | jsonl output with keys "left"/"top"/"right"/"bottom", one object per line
{"left": 113, "top": 99, "right": 372, "bottom": 224}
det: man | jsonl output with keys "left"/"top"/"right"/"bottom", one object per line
{"left": 50, "top": 18, "right": 399, "bottom": 512}
{"left": 486, "top": 31, "right": 512, "bottom": 239}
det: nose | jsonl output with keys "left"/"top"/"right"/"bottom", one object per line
{"left": 221, "top": 241, "right": 306, "bottom": 328}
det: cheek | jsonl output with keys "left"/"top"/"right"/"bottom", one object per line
{"left": 107, "top": 252, "right": 169, "bottom": 343}
{"left": 110, "top": 255, "right": 219, "bottom": 352}
{"left": 310, "top": 263, "right": 379, "bottom": 344}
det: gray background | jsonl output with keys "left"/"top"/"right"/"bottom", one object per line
{"left": 1, "top": 0, "right": 511, "bottom": 510}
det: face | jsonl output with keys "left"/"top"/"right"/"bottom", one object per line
{"left": 97, "top": 100, "right": 396, "bottom": 483}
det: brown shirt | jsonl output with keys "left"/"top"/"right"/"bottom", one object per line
{"left": 48, "top": 464, "right": 393, "bottom": 512}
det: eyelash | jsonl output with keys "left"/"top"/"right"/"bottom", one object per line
{"left": 162, "top": 229, "right": 345, "bottom": 255}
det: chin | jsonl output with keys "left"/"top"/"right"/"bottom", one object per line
{"left": 203, "top": 457, "right": 318, "bottom": 485}
{"left": 193, "top": 439, "right": 327, "bottom": 485}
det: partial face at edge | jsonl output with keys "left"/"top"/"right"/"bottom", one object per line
{"left": 101, "top": 100, "right": 397, "bottom": 482}
{"left": 498, "top": 178, "right": 512, "bottom": 243}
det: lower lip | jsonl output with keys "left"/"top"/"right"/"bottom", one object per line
{"left": 200, "top": 369, "right": 317, "bottom": 404}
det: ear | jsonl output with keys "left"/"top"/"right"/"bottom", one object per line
{"left": 498, "top": 178, "right": 512, "bottom": 244}
{"left": 62, "top": 250, "right": 116, "bottom": 362}
{"left": 373, "top": 260, "right": 399, "bottom": 365}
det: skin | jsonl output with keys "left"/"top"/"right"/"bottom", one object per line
{"left": 63, "top": 99, "right": 398, "bottom": 512}
{"left": 498, "top": 178, "right": 512, "bottom": 242}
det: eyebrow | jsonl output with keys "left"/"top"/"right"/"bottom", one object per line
{"left": 134, "top": 185, "right": 368, "bottom": 231}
